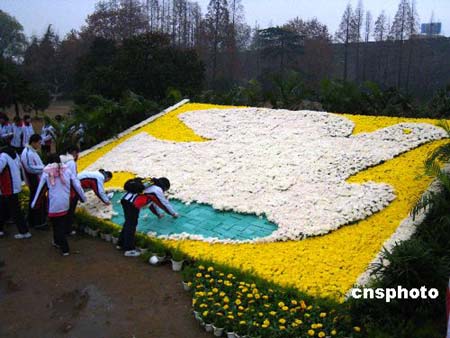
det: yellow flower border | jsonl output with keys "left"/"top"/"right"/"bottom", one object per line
{"left": 79, "top": 102, "right": 446, "bottom": 299}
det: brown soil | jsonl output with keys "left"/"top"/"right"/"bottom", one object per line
{"left": 0, "top": 228, "right": 209, "bottom": 338}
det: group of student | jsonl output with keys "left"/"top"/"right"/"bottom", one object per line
{"left": 0, "top": 112, "right": 179, "bottom": 258}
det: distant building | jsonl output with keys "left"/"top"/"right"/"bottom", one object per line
{"left": 421, "top": 22, "right": 442, "bottom": 35}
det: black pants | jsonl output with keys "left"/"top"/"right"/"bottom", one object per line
{"left": 118, "top": 199, "right": 139, "bottom": 251}
{"left": 50, "top": 215, "right": 69, "bottom": 254}
{"left": 41, "top": 144, "right": 51, "bottom": 154}
{"left": 66, "top": 196, "right": 79, "bottom": 234}
{"left": 0, "top": 194, "right": 28, "bottom": 234}
{"left": 27, "top": 173, "right": 47, "bottom": 228}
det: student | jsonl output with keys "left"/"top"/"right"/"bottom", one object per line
{"left": 78, "top": 169, "right": 113, "bottom": 205}
{"left": 40, "top": 122, "right": 55, "bottom": 154}
{"left": 0, "top": 146, "right": 31, "bottom": 239}
{"left": 22, "top": 115, "right": 35, "bottom": 147}
{"left": 21, "top": 134, "right": 46, "bottom": 229}
{"left": 31, "top": 153, "right": 86, "bottom": 256}
{"left": 10, "top": 116, "right": 24, "bottom": 154}
{"left": 118, "top": 177, "right": 179, "bottom": 257}
{"left": 0, "top": 114, "right": 13, "bottom": 146}
{"left": 61, "top": 145, "right": 80, "bottom": 235}
{"left": 60, "top": 145, "right": 79, "bottom": 177}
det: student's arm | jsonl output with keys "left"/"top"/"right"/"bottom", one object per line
{"left": 31, "top": 173, "right": 47, "bottom": 208}
{"left": 70, "top": 170, "right": 86, "bottom": 202}
{"left": 149, "top": 202, "right": 164, "bottom": 218}
{"left": 25, "top": 150, "right": 44, "bottom": 174}
{"left": 0, "top": 154, "right": 6, "bottom": 172}
{"left": 151, "top": 189, "right": 178, "bottom": 217}
{"left": 96, "top": 177, "right": 110, "bottom": 204}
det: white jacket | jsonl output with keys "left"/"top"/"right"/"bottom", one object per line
{"left": 21, "top": 146, "right": 44, "bottom": 176}
{"left": 78, "top": 171, "right": 110, "bottom": 204}
{"left": 31, "top": 164, "right": 86, "bottom": 217}
{"left": 0, "top": 151, "right": 22, "bottom": 195}
{"left": 10, "top": 124, "right": 23, "bottom": 148}
{"left": 22, "top": 124, "right": 34, "bottom": 146}
{"left": 40, "top": 124, "right": 54, "bottom": 145}
{"left": 60, "top": 154, "right": 77, "bottom": 175}
{"left": 0, "top": 123, "right": 13, "bottom": 142}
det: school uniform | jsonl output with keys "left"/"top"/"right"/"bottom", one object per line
{"left": 10, "top": 124, "right": 24, "bottom": 154}
{"left": 40, "top": 125, "right": 54, "bottom": 153}
{"left": 118, "top": 185, "right": 177, "bottom": 251}
{"left": 31, "top": 164, "right": 86, "bottom": 254}
{"left": 0, "top": 123, "right": 13, "bottom": 145}
{"left": 21, "top": 146, "right": 46, "bottom": 228}
{"left": 78, "top": 171, "right": 110, "bottom": 204}
{"left": 61, "top": 154, "right": 78, "bottom": 234}
{"left": 22, "top": 123, "right": 34, "bottom": 147}
{"left": 0, "top": 151, "right": 29, "bottom": 235}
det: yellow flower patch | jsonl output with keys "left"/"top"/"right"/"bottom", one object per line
{"left": 79, "top": 102, "right": 446, "bottom": 299}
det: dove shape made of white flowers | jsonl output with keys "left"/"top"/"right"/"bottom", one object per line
{"left": 85, "top": 108, "right": 447, "bottom": 242}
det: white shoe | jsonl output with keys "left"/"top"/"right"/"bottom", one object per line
{"left": 116, "top": 245, "right": 122, "bottom": 250}
{"left": 70, "top": 230, "right": 76, "bottom": 236}
{"left": 0, "top": 231, "right": 4, "bottom": 237}
{"left": 62, "top": 252, "right": 70, "bottom": 257}
{"left": 14, "top": 232, "right": 32, "bottom": 239}
{"left": 124, "top": 250, "right": 141, "bottom": 257}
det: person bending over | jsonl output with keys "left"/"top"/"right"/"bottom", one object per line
{"left": 118, "top": 177, "right": 179, "bottom": 257}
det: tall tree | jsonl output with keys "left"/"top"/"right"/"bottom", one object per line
{"left": 373, "top": 11, "right": 388, "bottom": 41}
{"left": 0, "top": 10, "right": 27, "bottom": 60}
{"left": 352, "top": 0, "right": 364, "bottom": 82}
{"left": 203, "top": 0, "right": 229, "bottom": 83}
{"left": 335, "top": 3, "right": 354, "bottom": 81}
{"left": 82, "top": 0, "right": 148, "bottom": 41}
{"left": 405, "top": 0, "right": 420, "bottom": 91}
{"left": 362, "top": 10, "right": 372, "bottom": 81}
{"left": 284, "top": 17, "right": 331, "bottom": 41}
{"left": 258, "top": 27, "right": 304, "bottom": 73}
{"left": 390, "top": 0, "right": 412, "bottom": 88}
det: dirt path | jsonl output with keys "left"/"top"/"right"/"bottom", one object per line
{"left": 0, "top": 228, "right": 209, "bottom": 338}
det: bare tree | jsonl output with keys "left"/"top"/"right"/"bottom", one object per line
{"left": 373, "top": 11, "right": 388, "bottom": 41}
{"left": 204, "top": 0, "right": 229, "bottom": 83}
{"left": 390, "top": 0, "right": 412, "bottom": 87}
{"left": 352, "top": 0, "right": 364, "bottom": 82}
{"left": 362, "top": 10, "right": 372, "bottom": 80}
{"left": 335, "top": 3, "right": 354, "bottom": 81}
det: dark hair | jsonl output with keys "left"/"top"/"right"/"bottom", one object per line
{"left": 153, "top": 177, "right": 170, "bottom": 191}
{"left": 66, "top": 145, "right": 80, "bottom": 154}
{"left": 47, "top": 153, "right": 61, "bottom": 164}
{"left": 29, "top": 134, "right": 41, "bottom": 144}
{"left": 0, "top": 145, "right": 17, "bottom": 158}
{"left": 13, "top": 116, "right": 21, "bottom": 123}
{"left": 99, "top": 169, "right": 113, "bottom": 179}
{"left": 24, "top": 115, "right": 31, "bottom": 120}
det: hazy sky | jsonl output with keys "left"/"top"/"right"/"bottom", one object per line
{"left": 2, "top": 0, "right": 449, "bottom": 38}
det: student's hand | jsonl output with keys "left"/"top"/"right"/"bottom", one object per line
{"left": 158, "top": 214, "right": 165, "bottom": 219}
{"left": 172, "top": 213, "right": 179, "bottom": 219}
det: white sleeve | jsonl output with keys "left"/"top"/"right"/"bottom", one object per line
{"left": 71, "top": 170, "right": 86, "bottom": 202}
{"left": 31, "top": 173, "right": 47, "bottom": 208}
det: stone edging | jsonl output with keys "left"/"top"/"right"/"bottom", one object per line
{"left": 79, "top": 99, "right": 190, "bottom": 158}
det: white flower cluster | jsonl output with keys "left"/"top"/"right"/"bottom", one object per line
{"left": 85, "top": 108, "right": 446, "bottom": 242}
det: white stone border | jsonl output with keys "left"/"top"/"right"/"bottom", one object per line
{"left": 79, "top": 99, "right": 190, "bottom": 158}
{"left": 348, "top": 165, "right": 449, "bottom": 297}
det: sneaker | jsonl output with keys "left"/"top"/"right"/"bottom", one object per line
{"left": 62, "top": 252, "right": 70, "bottom": 257}
{"left": 116, "top": 245, "right": 122, "bottom": 250}
{"left": 70, "top": 230, "right": 76, "bottom": 236}
{"left": 0, "top": 231, "right": 4, "bottom": 237}
{"left": 52, "top": 241, "right": 60, "bottom": 249}
{"left": 14, "top": 232, "right": 32, "bottom": 239}
{"left": 124, "top": 250, "right": 141, "bottom": 257}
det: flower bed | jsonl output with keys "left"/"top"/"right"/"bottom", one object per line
{"left": 78, "top": 102, "right": 447, "bottom": 299}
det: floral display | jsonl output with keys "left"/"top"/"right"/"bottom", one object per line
{"left": 78, "top": 102, "right": 447, "bottom": 299}
{"left": 85, "top": 108, "right": 445, "bottom": 242}
{"left": 190, "top": 264, "right": 361, "bottom": 338}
